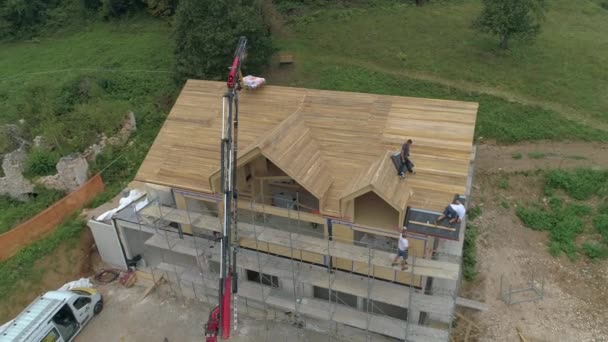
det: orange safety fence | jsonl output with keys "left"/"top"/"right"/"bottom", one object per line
{"left": 0, "top": 173, "right": 105, "bottom": 261}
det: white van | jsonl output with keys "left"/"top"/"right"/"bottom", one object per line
{"left": 0, "top": 288, "right": 102, "bottom": 342}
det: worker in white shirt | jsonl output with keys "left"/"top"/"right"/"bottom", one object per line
{"left": 436, "top": 199, "right": 466, "bottom": 225}
{"left": 391, "top": 228, "right": 409, "bottom": 270}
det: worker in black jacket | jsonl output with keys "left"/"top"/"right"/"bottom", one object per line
{"left": 399, "top": 139, "right": 415, "bottom": 178}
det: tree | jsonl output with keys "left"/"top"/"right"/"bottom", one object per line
{"left": 473, "top": 0, "right": 547, "bottom": 49}
{"left": 172, "top": 0, "right": 273, "bottom": 83}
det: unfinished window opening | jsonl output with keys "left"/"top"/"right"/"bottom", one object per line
{"left": 313, "top": 286, "right": 358, "bottom": 309}
{"left": 246, "top": 270, "right": 279, "bottom": 288}
{"left": 364, "top": 300, "right": 408, "bottom": 321}
{"left": 269, "top": 186, "right": 319, "bottom": 213}
{"left": 353, "top": 230, "right": 396, "bottom": 253}
{"left": 238, "top": 208, "right": 324, "bottom": 240}
{"left": 186, "top": 197, "right": 219, "bottom": 218}
{"left": 354, "top": 192, "right": 399, "bottom": 230}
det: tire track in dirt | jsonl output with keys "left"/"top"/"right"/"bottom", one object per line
{"left": 476, "top": 141, "right": 608, "bottom": 173}
{"left": 335, "top": 57, "right": 608, "bottom": 132}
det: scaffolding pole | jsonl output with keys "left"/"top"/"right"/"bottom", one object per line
{"left": 287, "top": 202, "right": 302, "bottom": 323}
{"left": 187, "top": 208, "right": 215, "bottom": 306}
{"left": 405, "top": 253, "right": 416, "bottom": 341}
{"left": 365, "top": 245, "right": 373, "bottom": 342}
{"left": 251, "top": 199, "right": 270, "bottom": 330}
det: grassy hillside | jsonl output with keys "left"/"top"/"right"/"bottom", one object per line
{"left": 0, "top": 16, "right": 172, "bottom": 125}
{"left": 0, "top": 16, "right": 174, "bottom": 232}
{"left": 276, "top": 0, "right": 608, "bottom": 126}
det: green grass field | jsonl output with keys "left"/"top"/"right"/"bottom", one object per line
{"left": 277, "top": 0, "right": 608, "bottom": 125}
{"left": 0, "top": 16, "right": 172, "bottom": 123}
{"left": 0, "top": 16, "right": 174, "bottom": 232}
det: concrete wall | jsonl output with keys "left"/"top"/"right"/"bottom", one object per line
{"left": 88, "top": 219, "right": 127, "bottom": 270}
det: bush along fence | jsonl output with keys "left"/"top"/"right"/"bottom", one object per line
{"left": 0, "top": 174, "right": 105, "bottom": 261}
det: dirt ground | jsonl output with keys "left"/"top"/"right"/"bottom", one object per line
{"left": 476, "top": 141, "right": 608, "bottom": 173}
{"left": 76, "top": 282, "right": 344, "bottom": 342}
{"left": 457, "top": 141, "right": 608, "bottom": 342}
{"left": 0, "top": 228, "right": 98, "bottom": 323}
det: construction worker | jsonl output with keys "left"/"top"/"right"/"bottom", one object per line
{"left": 436, "top": 199, "right": 466, "bottom": 225}
{"left": 398, "top": 139, "right": 414, "bottom": 178}
{"left": 392, "top": 228, "right": 409, "bottom": 270}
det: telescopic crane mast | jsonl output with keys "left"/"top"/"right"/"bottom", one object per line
{"left": 218, "top": 36, "right": 247, "bottom": 340}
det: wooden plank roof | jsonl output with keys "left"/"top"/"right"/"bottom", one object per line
{"left": 341, "top": 151, "right": 412, "bottom": 214}
{"left": 135, "top": 80, "right": 478, "bottom": 217}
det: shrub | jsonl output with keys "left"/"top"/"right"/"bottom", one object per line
{"left": 548, "top": 196, "right": 563, "bottom": 211}
{"left": 0, "top": 187, "right": 65, "bottom": 233}
{"left": 528, "top": 151, "right": 546, "bottom": 159}
{"left": 582, "top": 242, "right": 608, "bottom": 260}
{"left": 512, "top": 152, "right": 523, "bottom": 160}
{"left": 546, "top": 215, "right": 582, "bottom": 260}
{"left": 463, "top": 224, "right": 478, "bottom": 281}
{"left": 545, "top": 168, "right": 608, "bottom": 200}
{"left": 594, "top": 215, "right": 608, "bottom": 241}
{"left": 473, "top": 0, "right": 548, "bottom": 49}
{"left": 55, "top": 75, "right": 105, "bottom": 114}
{"left": 173, "top": 0, "right": 274, "bottom": 83}
{"left": 468, "top": 205, "right": 482, "bottom": 221}
{"left": 144, "top": 0, "right": 179, "bottom": 17}
{"left": 598, "top": 201, "right": 608, "bottom": 215}
{"left": 24, "top": 149, "right": 60, "bottom": 177}
{"left": 516, "top": 205, "right": 555, "bottom": 231}
{"left": 565, "top": 202, "right": 592, "bottom": 217}
{"left": 99, "top": 0, "right": 143, "bottom": 19}
{"left": 499, "top": 178, "right": 509, "bottom": 189}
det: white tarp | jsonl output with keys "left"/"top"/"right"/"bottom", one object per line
{"left": 58, "top": 278, "right": 93, "bottom": 291}
{"left": 96, "top": 189, "right": 145, "bottom": 221}
{"left": 243, "top": 75, "right": 266, "bottom": 89}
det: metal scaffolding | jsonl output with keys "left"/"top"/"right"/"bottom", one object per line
{"left": 113, "top": 193, "right": 460, "bottom": 342}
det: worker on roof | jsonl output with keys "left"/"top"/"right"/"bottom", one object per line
{"left": 391, "top": 228, "right": 409, "bottom": 270}
{"left": 398, "top": 139, "right": 415, "bottom": 179}
{"left": 436, "top": 199, "right": 466, "bottom": 225}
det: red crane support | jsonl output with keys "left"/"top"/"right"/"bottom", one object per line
{"left": 205, "top": 36, "right": 247, "bottom": 342}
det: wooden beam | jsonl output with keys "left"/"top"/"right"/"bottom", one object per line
{"left": 237, "top": 200, "right": 326, "bottom": 224}
{"left": 254, "top": 176, "right": 293, "bottom": 180}
{"left": 454, "top": 312, "right": 481, "bottom": 329}
{"left": 139, "top": 275, "right": 164, "bottom": 302}
{"left": 456, "top": 297, "right": 489, "bottom": 311}
{"left": 238, "top": 222, "right": 460, "bottom": 280}
{"left": 517, "top": 327, "right": 528, "bottom": 342}
{"left": 409, "top": 220, "right": 457, "bottom": 232}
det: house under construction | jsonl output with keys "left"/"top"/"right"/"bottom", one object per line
{"left": 89, "top": 80, "right": 478, "bottom": 341}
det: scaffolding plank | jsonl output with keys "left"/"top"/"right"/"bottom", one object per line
{"left": 455, "top": 297, "right": 489, "bottom": 311}
{"left": 139, "top": 207, "right": 460, "bottom": 280}
{"left": 406, "top": 208, "right": 460, "bottom": 240}
{"left": 139, "top": 204, "right": 221, "bottom": 232}
{"left": 237, "top": 222, "right": 460, "bottom": 280}
{"left": 140, "top": 205, "right": 459, "bottom": 279}
{"left": 144, "top": 233, "right": 202, "bottom": 257}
